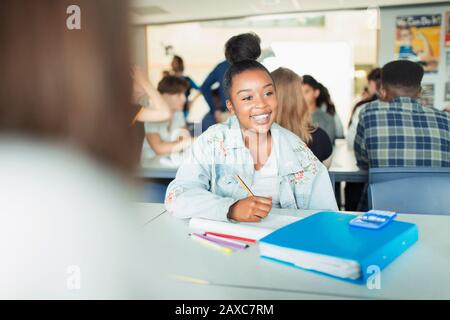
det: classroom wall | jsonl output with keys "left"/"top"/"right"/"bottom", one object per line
{"left": 379, "top": 4, "right": 449, "bottom": 111}
{"left": 146, "top": 10, "right": 377, "bottom": 84}
{"left": 131, "top": 26, "right": 148, "bottom": 73}
{"left": 146, "top": 10, "right": 378, "bottom": 123}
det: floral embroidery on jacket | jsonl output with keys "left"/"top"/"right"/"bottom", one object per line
{"left": 293, "top": 170, "right": 304, "bottom": 183}
{"left": 165, "top": 186, "right": 183, "bottom": 206}
{"left": 164, "top": 116, "right": 338, "bottom": 219}
{"left": 289, "top": 160, "right": 318, "bottom": 185}
{"left": 207, "top": 133, "right": 228, "bottom": 157}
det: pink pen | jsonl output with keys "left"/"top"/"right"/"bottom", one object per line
{"left": 204, "top": 233, "right": 249, "bottom": 249}
{"left": 192, "top": 233, "right": 248, "bottom": 250}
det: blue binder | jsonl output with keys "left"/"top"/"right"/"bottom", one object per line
{"left": 259, "top": 211, "right": 419, "bottom": 284}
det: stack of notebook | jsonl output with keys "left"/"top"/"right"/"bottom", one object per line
{"left": 189, "top": 214, "right": 301, "bottom": 242}
{"left": 259, "top": 211, "right": 419, "bottom": 283}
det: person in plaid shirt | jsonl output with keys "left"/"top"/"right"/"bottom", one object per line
{"left": 354, "top": 60, "right": 450, "bottom": 170}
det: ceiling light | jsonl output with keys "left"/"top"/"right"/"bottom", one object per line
{"left": 261, "top": 0, "right": 281, "bottom": 6}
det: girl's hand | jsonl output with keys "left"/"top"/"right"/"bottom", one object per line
{"left": 227, "top": 196, "right": 272, "bottom": 222}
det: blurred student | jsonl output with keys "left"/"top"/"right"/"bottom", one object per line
{"left": 355, "top": 60, "right": 450, "bottom": 170}
{"left": 347, "top": 68, "right": 381, "bottom": 148}
{"left": 301, "top": 75, "right": 338, "bottom": 143}
{"left": 320, "top": 84, "right": 344, "bottom": 139}
{"left": 131, "top": 65, "right": 172, "bottom": 123}
{"left": 360, "top": 87, "right": 370, "bottom": 101}
{"left": 142, "top": 76, "right": 194, "bottom": 159}
{"left": 271, "top": 67, "right": 332, "bottom": 164}
{"left": 445, "top": 106, "right": 450, "bottom": 114}
{"left": 200, "top": 59, "right": 231, "bottom": 131}
{"left": 0, "top": 0, "right": 154, "bottom": 298}
{"left": 345, "top": 68, "right": 381, "bottom": 211}
{"left": 165, "top": 33, "right": 337, "bottom": 222}
{"left": 171, "top": 55, "right": 201, "bottom": 119}
{"left": 310, "top": 78, "right": 344, "bottom": 140}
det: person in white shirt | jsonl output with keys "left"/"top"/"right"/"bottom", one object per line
{"left": 346, "top": 68, "right": 381, "bottom": 148}
{"left": 142, "top": 76, "right": 194, "bottom": 159}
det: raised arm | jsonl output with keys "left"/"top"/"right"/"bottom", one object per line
{"left": 146, "top": 132, "right": 193, "bottom": 155}
{"left": 131, "top": 66, "right": 171, "bottom": 122}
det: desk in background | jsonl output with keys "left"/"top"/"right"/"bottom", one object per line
{"left": 139, "top": 203, "right": 450, "bottom": 300}
{"left": 328, "top": 139, "right": 367, "bottom": 183}
{"left": 137, "top": 139, "right": 367, "bottom": 202}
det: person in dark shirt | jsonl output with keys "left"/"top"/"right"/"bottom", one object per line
{"left": 348, "top": 68, "right": 381, "bottom": 129}
{"left": 200, "top": 60, "right": 231, "bottom": 132}
{"left": 171, "top": 55, "right": 201, "bottom": 119}
{"left": 271, "top": 67, "right": 332, "bottom": 163}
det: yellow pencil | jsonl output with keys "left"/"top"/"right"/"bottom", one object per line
{"left": 236, "top": 174, "right": 255, "bottom": 196}
{"left": 170, "top": 274, "right": 210, "bottom": 285}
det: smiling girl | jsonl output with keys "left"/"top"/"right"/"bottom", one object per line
{"left": 164, "top": 33, "right": 337, "bottom": 222}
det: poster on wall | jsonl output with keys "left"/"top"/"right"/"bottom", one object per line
{"left": 395, "top": 14, "right": 442, "bottom": 73}
{"left": 420, "top": 83, "right": 435, "bottom": 108}
{"left": 446, "top": 11, "right": 450, "bottom": 47}
{"left": 445, "top": 52, "right": 450, "bottom": 101}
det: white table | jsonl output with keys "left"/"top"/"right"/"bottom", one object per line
{"left": 139, "top": 203, "right": 450, "bottom": 300}
{"left": 135, "top": 202, "right": 167, "bottom": 225}
{"left": 328, "top": 139, "right": 367, "bottom": 183}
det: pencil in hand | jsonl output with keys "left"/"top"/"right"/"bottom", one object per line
{"left": 235, "top": 174, "right": 254, "bottom": 196}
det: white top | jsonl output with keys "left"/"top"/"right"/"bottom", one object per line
{"left": 346, "top": 107, "right": 361, "bottom": 148}
{"left": 0, "top": 137, "right": 152, "bottom": 299}
{"left": 250, "top": 148, "right": 281, "bottom": 208}
{"left": 141, "top": 111, "right": 186, "bottom": 159}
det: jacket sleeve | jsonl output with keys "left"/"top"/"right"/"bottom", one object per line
{"left": 308, "top": 162, "right": 339, "bottom": 211}
{"left": 164, "top": 133, "right": 236, "bottom": 221}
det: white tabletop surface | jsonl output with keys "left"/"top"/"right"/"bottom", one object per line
{"left": 328, "top": 139, "right": 359, "bottom": 172}
{"left": 138, "top": 203, "right": 450, "bottom": 299}
{"left": 135, "top": 202, "right": 167, "bottom": 225}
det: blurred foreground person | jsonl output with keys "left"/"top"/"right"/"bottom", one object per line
{"left": 0, "top": 0, "right": 158, "bottom": 299}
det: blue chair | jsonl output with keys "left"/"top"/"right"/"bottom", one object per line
{"left": 141, "top": 178, "right": 172, "bottom": 203}
{"left": 368, "top": 167, "right": 450, "bottom": 215}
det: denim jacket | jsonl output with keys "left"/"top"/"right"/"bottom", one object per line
{"left": 165, "top": 116, "right": 338, "bottom": 221}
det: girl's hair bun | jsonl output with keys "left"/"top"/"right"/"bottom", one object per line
{"left": 224, "top": 33, "right": 261, "bottom": 65}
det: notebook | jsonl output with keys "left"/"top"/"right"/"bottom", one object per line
{"left": 259, "top": 211, "right": 419, "bottom": 284}
{"left": 189, "top": 214, "right": 301, "bottom": 241}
